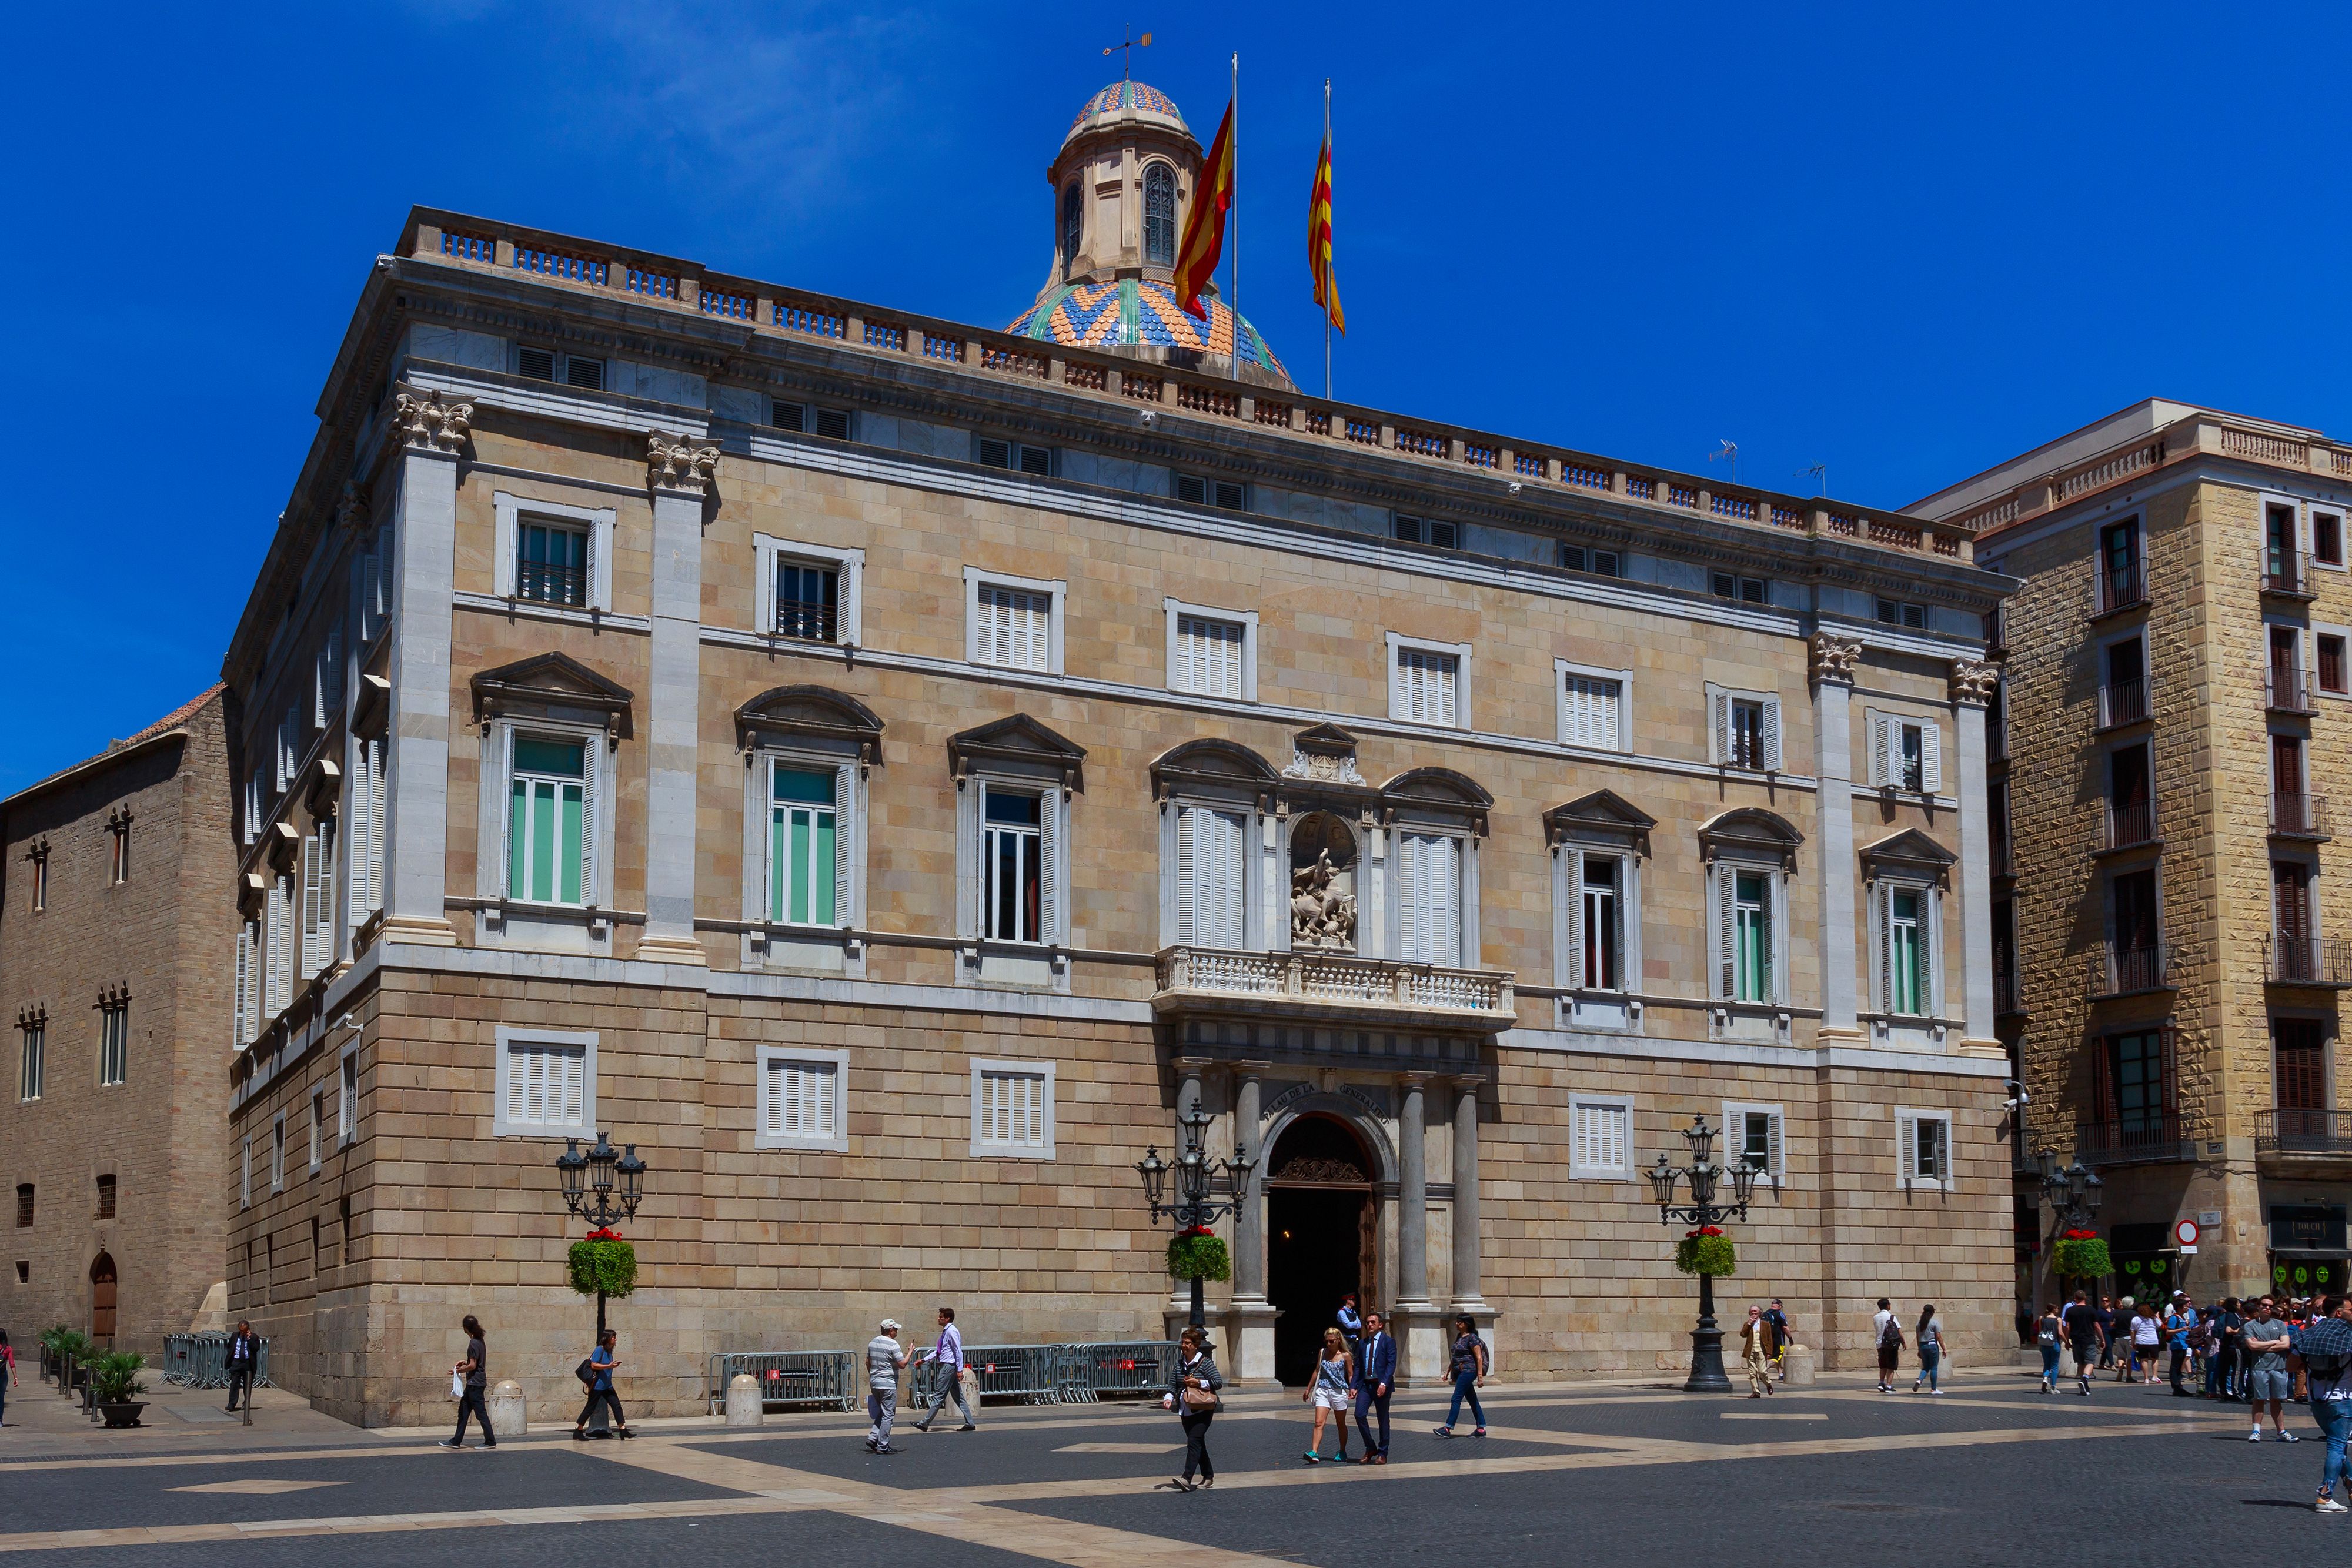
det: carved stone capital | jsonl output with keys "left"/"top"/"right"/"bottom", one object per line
{"left": 1949, "top": 658, "right": 2001, "bottom": 708}
{"left": 388, "top": 387, "right": 473, "bottom": 454}
{"left": 1807, "top": 631, "right": 1864, "bottom": 688}
{"left": 647, "top": 432, "right": 720, "bottom": 495}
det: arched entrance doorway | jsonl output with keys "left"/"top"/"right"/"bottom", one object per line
{"left": 89, "top": 1252, "right": 117, "bottom": 1345}
{"left": 1265, "top": 1115, "right": 1375, "bottom": 1386}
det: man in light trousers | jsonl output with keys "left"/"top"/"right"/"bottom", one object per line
{"left": 865, "top": 1319, "right": 908, "bottom": 1454}
{"left": 913, "top": 1306, "right": 978, "bottom": 1433}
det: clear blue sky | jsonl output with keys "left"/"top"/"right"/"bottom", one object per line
{"left": 4, "top": 1, "right": 2344, "bottom": 794}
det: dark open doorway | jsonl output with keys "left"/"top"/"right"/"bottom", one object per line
{"left": 1265, "top": 1115, "right": 1375, "bottom": 1387}
{"left": 89, "top": 1251, "right": 117, "bottom": 1345}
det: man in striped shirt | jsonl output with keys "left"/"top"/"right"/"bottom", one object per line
{"left": 912, "top": 1306, "right": 978, "bottom": 1433}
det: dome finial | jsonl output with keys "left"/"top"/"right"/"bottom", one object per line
{"left": 1104, "top": 25, "right": 1151, "bottom": 81}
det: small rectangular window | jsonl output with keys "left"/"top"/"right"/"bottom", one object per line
{"left": 95, "top": 1175, "right": 115, "bottom": 1220}
{"left": 2320, "top": 633, "right": 2348, "bottom": 696}
{"left": 814, "top": 406, "right": 852, "bottom": 441}
{"left": 516, "top": 521, "right": 589, "bottom": 607}
{"left": 507, "top": 737, "right": 589, "bottom": 905}
{"left": 1714, "top": 573, "right": 1767, "bottom": 604}
{"left": 1729, "top": 699, "right": 1767, "bottom": 770}
{"left": 774, "top": 560, "right": 840, "bottom": 641}
{"left": 18, "top": 1022, "right": 43, "bottom": 1102}
{"left": 1569, "top": 1098, "right": 1633, "bottom": 1178}
{"left": 110, "top": 824, "right": 129, "bottom": 885}
{"left": 973, "top": 583, "right": 1053, "bottom": 671}
{"left": 563, "top": 356, "right": 604, "bottom": 392}
{"left": 1394, "top": 514, "right": 1458, "bottom": 549}
{"left": 1177, "top": 473, "right": 1248, "bottom": 511}
{"left": 770, "top": 399, "right": 806, "bottom": 432}
{"left": 518, "top": 345, "right": 556, "bottom": 382}
{"left": 98, "top": 1002, "right": 128, "bottom": 1088}
{"left": 1172, "top": 613, "right": 1247, "bottom": 698}
{"left": 1903, "top": 1115, "right": 1951, "bottom": 1183}
{"left": 498, "top": 1034, "right": 592, "bottom": 1135}
{"left": 310, "top": 1086, "right": 326, "bottom": 1171}
{"left": 983, "top": 790, "right": 1044, "bottom": 944}
{"left": 759, "top": 1049, "right": 847, "bottom": 1150}
{"left": 973, "top": 1063, "right": 1051, "bottom": 1155}
{"left": 270, "top": 1116, "right": 286, "bottom": 1193}
{"left": 1559, "top": 543, "right": 1621, "bottom": 577}
{"left": 2318, "top": 512, "right": 2346, "bottom": 568}
{"left": 240, "top": 1138, "right": 252, "bottom": 1210}
{"left": 1561, "top": 671, "right": 1623, "bottom": 751}
{"left": 14, "top": 1184, "right": 31, "bottom": 1228}
{"left": 1394, "top": 645, "right": 1461, "bottom": 727}
{"left": 978, "top": 437, "right": 1055, "bottom": 476}
{"left": 768, "top": 401, "right": 850, "bottom": 438}
{"left": 29, "top": 852, "right": 45, "bottom": 912}
{"left": 340, "top": 1051, "right": 358, "bottom": 1144}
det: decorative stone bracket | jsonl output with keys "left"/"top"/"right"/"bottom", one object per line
{"left": 647, "top": 432, "right": 721, "bottom": 495}
{"left": 1808, "top": 631, "right": 1863, "bottom": 687}
{"left": 1948, "top": 658, "right": 2000, "bottom": 707}
{"left": 389, "top": 386, "right": 473, "bottom": 454}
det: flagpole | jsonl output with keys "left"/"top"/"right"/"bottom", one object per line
{"left": 1323, "top": 78, "right": 1332, "bottom": 402}
{"left": 1230, "top": 51, "right": 1240, "bottom": 337}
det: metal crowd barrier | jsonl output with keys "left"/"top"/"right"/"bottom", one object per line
{"left": 704, "top": 1350, "right": 858, "bottom": 1414}
{"left": 1055, "top": 1340, "right": 1178, "bottom": 1403}
{"left": 160, "top": 1333, "right": 272, "bottom": 1389}
{"left": 958, "top": 1344, "right": 1060, "bottom": 1405}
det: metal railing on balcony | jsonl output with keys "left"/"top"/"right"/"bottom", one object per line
{"left": 2096, "top": 800, "right": 2157, "bottom": 852}
{"left": 1994, "top": 965, "right": 2023, "bottom": 1015}
{"left": 2087, "top": 942, "right": 2174, "bottom": 998}
{"left": 2266, "top": 549, "right": 2317, "bottom": 597}
{"left": 516, "top": 560, "right": 587, "bottom": 607}
{"left": 2273, "top": 793, "right": 2333, "bottom": 839}
{"left": 2257, "top": 1108, "right": 2352, "bottom": 1156}
{"left": 2097, "top": 677, "right": 2150, "bottom": 728}
{"left": 2096, "top": 561, "right": 2148, "bottom": 616}
{"left": 774, "top": 600, "right": 840, "bottom": 642}
{"left": 2268, "top": 935, "right": 2352, "bottom": 987}
{"left": 2268, "top": 668, "right": 2318, "bottom": 714}
{"left": 2076, "top": 1112, "right": 2196, "bottom": 1165}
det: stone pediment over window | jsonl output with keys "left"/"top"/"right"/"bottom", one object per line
{"left": 1698, "top": 807, "right": 1803, "bottom": 870}
{"left": 1544, "top": 790, "right": 1656, "bottom": 855}
{"left": 734, "top": 685, "right": 884, "bottom": 766}
{"left": 470, "top": 652, "right": 634, "bottom": 740}
{"left": 1379, "top": 767, "right": 1493, "bottom": 834}
{"left": 1151, "top": 738, "right": 1277, "bottom": 801}
{"left": 948, "top": 713, "right": 1084, "bottom": 792}
{"left": 1282, "top": 724, "right": 1365, "bottom": 786}
{"left": 1860, "top": 827, "right": 1957, "bottom": 887}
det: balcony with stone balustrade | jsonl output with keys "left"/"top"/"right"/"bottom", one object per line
{"left": 1151, "top": 946, "right": 1516, "bottom": 1031}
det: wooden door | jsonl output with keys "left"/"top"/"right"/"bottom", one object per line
{"left": 90, "top": 1253, "right": 117, "bottom": 1343}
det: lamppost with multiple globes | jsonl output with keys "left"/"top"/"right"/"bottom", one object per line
{"left": 554, "top": 1131, "right": 647, "bottom": 1336}
{"left": 1645, "top": 1115, "right": 1764, "bottom": 1393}
{"left": 2034, "top": 1149, "right": 2105, "bottom": 1291}
{"left": 1134, "top": 1104, "right": 1255, "bottom": 1330}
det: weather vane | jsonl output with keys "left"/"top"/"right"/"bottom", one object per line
{"left": 1105, "top": 25, "right": 1151, "bottom": 79}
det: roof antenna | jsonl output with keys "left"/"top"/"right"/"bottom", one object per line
{"left": 1105, "top": 25, "right": 1152, "bottom": 80}
{"left": 1708, "top": 439, "right": 1738, "bottom": 484}
{"left": 1795, "top": 462, "right": 1827, "bottom": 497}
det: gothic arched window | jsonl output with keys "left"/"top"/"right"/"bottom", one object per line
{"left": 1060, "top": 183, "right": 1084, "bottom": 277}
{"left": 1142, "top": 162, "right": 1177, "bottom": 268}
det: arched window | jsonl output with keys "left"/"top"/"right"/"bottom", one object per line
{"left": 1060, "top": 183, "right": 1084, "bottom": 276}
{"left": 1142, "top": 162, "right": 1176, "bottom": 268}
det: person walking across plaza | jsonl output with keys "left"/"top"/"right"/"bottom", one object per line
{"left": 1157, "top": 1325, "right": 1222, "bottom": 1493}
{"left": 1910, "top": 1304, "right": 1946, "bottom": 1394}
{"left": 571, "top": 1328, "right": 633, "bottom": 1440}
{"left": 912, "top": 1307, "right": 977, "bottom": 1433}
{"left": 1764, "top": 1299, "right": 1792, "bottom": 1381}
{"left": 2062, "top": 1290, "right": 2103, "bottom": 1396}
{"left": 1742, "top": 1305, "right": 1775, "bottom": 1398}
{"left": 1434, "top": 1315, "right": 1488, "bottom": 1437}
{"left": 2036, "top": 1302, "right": 2064, "bottom": 1393}
{"left": 2094, "top": 1295, "right": 2117, "bottom": 1372}
{"left": 1873, "top": 1298, "right": 1905, "bottom": 1393}
{"left": 2245, "top": 1296, "right": 2298, "bottom": 1443}
{"left": 0, "top": 1328, "right": 14, "bottom": 1427}
{"left": 865, "top": 1318, "right": 908, "bottom": 1454}
{"left": 1354, "top": 1310, "right": 1396, "bottom": 1463}
{"left": 439, "top": 1315, "right": 495, "bottom": 1449}
{"left": 225, "top": 1319, "right": 260, "bottom": 1416}
{"left": 1302, "top": 1326, "right": 1356, "bottom": 1462}
{"left": 2291, "top": 1293, "right": 2352, "bottom": 1512}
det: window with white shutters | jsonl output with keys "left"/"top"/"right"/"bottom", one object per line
{"left": 759, "top": 1050, "right": 847, "bottom": 1150}
{"left": 768, "top": 764, "right": 846, "bottom": 927}
{"left": 1570, "top": 1096, "right": 1633, "bottom": 1178}
{"left": 1725, "top": 1102, "right": 1785, "bottom": 1184}
{"left": 233, "top": 925, "right": 252, "bottom": 1051}
{"left": 300, "top": 818, "right": 336, "bottom": 979}
{"left": 495, "top": 1031, "right": 594, "bottom": 1136}
{"left": 1895, "top": 1110, "right": 1953, "bottom": 1186}
{"left": 1561, "top": 671, "right": 1624, "bottom": 750}
{"left": 507, "top": 735, "right": 591, "bottom": 906}
{"left": 1709, "top": 687, "right": 1782, "bottom": 771}
{"left": 1393, "top": 646, "right": 1461, "bottom": 727}
{"left": 1580, "top": 855, "right": 1620, "bottom": 991}
{"left": 1173, "top": 614, "right": 1247, "bottom": 698}
{"left": 972, "top": 1062, "right": 1054, "bottom": 1157}
{"left": 975, "top": 583, "right": 1053, "bottom": 670}
{"left": 349, "top": 737, "right": 386, "bottom": 932}
{"left": 1175, "top": 803, "right": 1248, "bottom": 948}
{"left": 1396, "top": 832, "right": 1464, "bottom": 967}
{"left": 239, "top": 919, "right": 262, "bottom": 1043}
{"left": 339, "top": 1049, "right": 358, "bottom": 1144}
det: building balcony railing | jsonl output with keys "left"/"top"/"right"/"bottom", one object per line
{"left": 516, "top": 560, "right": 587, "bottom": 607}
{"left": 2096, "top": 677, "right": 2150, "bottom": 729}
{"left": 1991, "top": 838, "right": 2014, "bottom": 878}
{"left": 2267, "top": 935, "right": 2352, "bottom": 988}
{"left": 2273, "top": 793, "right": 2334, "bottom": 840}
{"left": 773, "top": 601, "right": 841, "bottom": 642}
{"left": 2086, "top": 942, "right": 2174, "bottom": 998}
{"left": 2094, "top": 561, "right": 2148, "bottom": 617}
{"left": 2265, "top": 550, "right": 2319, "bottom": 599}
{"left": 1994, "top": 964, "right": 2024, "bottom": 1016}
{"left": 2094, "top": 800, "right": 2158, "bottom": 854}
{"left": 2257, "top": 1108, "right": 2352, "bottom": 1158}
{"left": 2269, "top": 668, "right": 2318, "bottom": 714}
{"left": 2077, "top": 1112, "right": 2197, "bottom": 1166}
{"left": 1151, "top": 945, "right": 1517, "bottom": 1030}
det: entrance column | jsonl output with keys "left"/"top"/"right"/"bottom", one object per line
{"left": 1809, "top": 633, "right": 1863, "bottom": 1041}
{"left": 1229, "top": 1061, "right": 1278, "bottom": 1386}
{"left": 1396, "top": 1072, "right": 1440, "bottom": 1380}
{"left": 1450, "top": 1076, "right": 1491, "bottom": 1315}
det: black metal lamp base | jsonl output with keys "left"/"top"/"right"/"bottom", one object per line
{"left": 1681, "top": 1270, "right": 1732, "bottom": 1393}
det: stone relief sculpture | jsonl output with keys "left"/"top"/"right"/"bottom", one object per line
{"left": 1288, "top": 813, "right": 1358, "bottom": 950}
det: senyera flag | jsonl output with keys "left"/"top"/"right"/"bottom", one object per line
{"left": 1172, "top": 96, "right": 1235, "bottom": 320}
{"left": 1308, "top": 125, "right": 1344, "bottom": 333}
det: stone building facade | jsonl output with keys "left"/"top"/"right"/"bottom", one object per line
{"left": 222, "top": 84, "right": 2015, "bottom": 1426}
{"left": 1915, "top": 401, "right": 2352, "bottom": 1316}
{"left": 0, "top": 687, "right": 235, "bottom": 1353}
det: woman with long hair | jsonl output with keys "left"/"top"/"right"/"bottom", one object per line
{"left": 1157, "top": 1325, "right": 1224, "bottom": 1492}
{"left": 1302, "top": 1326, "right": 1356, "bottom": 1462}
{"left": 2035, "top": 1301, "right": 2063, "bottom": 1393}
{"left": 1910, "top": 1303, "right": 1946, "bottom": 1395}
{"left": 1433, "top": 1315, "right": 1488, "bottom": 1437}
{"left": 440, "top": 1314, "right": 496, "bottom": 1448}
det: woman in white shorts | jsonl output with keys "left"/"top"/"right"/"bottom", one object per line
{"left": 2131, "top": 1306, "right": 2163, "bottom": 1386}
{"left": 1302, "top": 1326, "right": 1357, "bottom": 1463}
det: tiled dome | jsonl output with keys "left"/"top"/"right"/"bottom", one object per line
{"left": 1008, "top": 278, "right": 1288, "bottom": 385}
{"left": 1068, "top": 79, "right": 1187, "bottom": 136}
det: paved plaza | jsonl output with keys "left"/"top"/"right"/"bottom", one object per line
{"left": 0, "top": 1367, "right": 2338, "bottom": 1564}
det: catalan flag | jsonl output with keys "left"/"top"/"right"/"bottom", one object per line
{"left": 1308, "top": 97, "right": 1344, "bottom": 335}
{"left": 1172, "top": 95, "right": 1235, "bottom": 321}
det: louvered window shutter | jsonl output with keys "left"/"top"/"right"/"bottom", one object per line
{"left": 1562, "top": 848, "right": 1583, "bottom": 985}
{"left": 317, "top": 820, "right": 336, "bottom": 971}
{"left": 1172, "top": 617, "right": 1195, "bottom": 691}
{"left": 1218, "top": 810, "right": 1245, "bottom": 946}
{"left": 243, "top": 922, "right": 262, "bottom": 1039}
{"left": 1930, "top": 1119, "right": 1949, "bottom": 1182}
{"left": 232, "top": 930, "right": 250, "bottom": 1049}
{"left": 1766, "top": 1112, "right": 1785, "bottom": 1182}
{"left": 1571, "top": 1104, "right": 1589, "bottom": 1170}
{"left": 831, "top": 765, "right": 853, "bottom": 927}
{"left": 1896, "top": 1112, "right": 1919, "bottom": 1180}
{"left": 1397, "top": 835, "right": 1423, "bottom": 959}
{"left": 1922, "top": 721, "right": 1943, "bottom": 794}
{"left": 558, "top": 1045, "right": 586, "bottom": 1127}
{"left": 1432, "top": 836, "right": 1461, "bottom": 967}
{"left": 496, "top": 728, "right": 517, "bottom": 897}
{"left": 1716, "top": 865, "right": 1737, "bottom": 998}
{"left": 366, "top": 739, "right": 387, "bottom": 915}
{"left": 361, "top": 556, "right": 381, "bottom": 640}
{"left": 347, "top": 746, "right": 372, "bottom": 932}
{"left": 1390, "top": 648, "right": 1409, "bottom": 720}
{"left": 1605, "top": 1105, "right": 1625, "bottom": 1170}
{"left": 1039, "top": 790, "right": 1061, "bottom": 942}
{"left": 506, "top": 1044, "right": 532, "bottom": 1125}
{"left": 1175, "top": 805, "right": 1198, "bottom": 944}
{"left": 1875, "top": 883, "right": 1893, "bottom": 1014}
{"left": 1927, "top": 891, "right": 1944, "bottom": 1017}
{"left": 763, "top": 1058, "right": 787, "bottom": 1138}
{"left": 579, "top": 739, "right": 602, "bottom": 905}
{"left": 1762, "top": 700, "right": 1783, "bottom": 771}
{"left": 979, "top": 587, "right": 1004, "bottom": 664}
{"left": 1870, "top": 714, "right": 1890, "bottom": 787}
{"left": 1712, "top": 692, "right": 1732, "bottom": 764}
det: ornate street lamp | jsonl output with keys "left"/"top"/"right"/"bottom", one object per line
{"left": 1648, "top": 1115, "right": 1761, "bottom": 1393}
{"left": 1135, "top": 1103, "right": 1255, "bottom": 1330}
{"left": 554, "top": 1131, "right": 649, "bottom": 1335}
{"left": 2034, "top": 1148, "right": 2104, "bottom": 1286}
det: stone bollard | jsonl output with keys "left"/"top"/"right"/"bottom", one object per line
{"left": 489, "top": 1380, "right": 527, "bottom": 1436}
{"left": 725, "top": 1373, "right": 764, "bottom": 1427}
{"left": 1780, "top": 1344, "right": 1816, "bottom": 1387}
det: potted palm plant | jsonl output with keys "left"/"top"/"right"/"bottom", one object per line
{"left": 91, "top": 1351, "right": 147, "bottom": 1427}
{"left": 52, "top": 1330, "right": 93, "bottom": 1394}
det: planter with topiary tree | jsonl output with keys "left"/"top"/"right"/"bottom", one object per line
{"left": 91, "top": 1352, "right": 147, "bottom": 1427}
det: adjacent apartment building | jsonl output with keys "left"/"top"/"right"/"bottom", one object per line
{"left": 1914, "top": 401, "right": 2352, "bottom": 1315}
{"left": 0, "top": 687, "right": 235, "bottom": 1353}
{"left": 222, "top": 80, "right": 2016, "bottom": 1425}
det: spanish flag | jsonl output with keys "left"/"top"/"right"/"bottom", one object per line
{"left": 1172, "top": 96, "right": 1235, "bottom": 321}
{"left": 1308, "top": 112, "right": 1344, "bottom": 334}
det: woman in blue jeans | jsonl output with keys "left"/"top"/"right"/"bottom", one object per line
{"left": 1910, "top": 1305, "right": 1946, "bottom": 1393}
{"left": 1434, "top": 1315, "right": 1488, "bottom": 1437}
{"left": 2035, "top": 1303, "right": 2063, "bottom": 1393}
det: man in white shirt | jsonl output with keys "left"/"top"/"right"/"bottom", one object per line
{"left": 1872, "top": 1298, "right": 1902, "bottom": 1393}
{"left": 912, "top": 1306, "right": 978, "bottom": 1433}
{"left": 865, "top": 1319, "right": 908, "bottom": 1454}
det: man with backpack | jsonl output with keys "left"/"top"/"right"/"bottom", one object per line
{"left": 2061, "top": 1289, "right": 2104, "bottom": 1396}
{"left": 1872, "top": 1298, "right": 1904, "bottom": 1394}
{"left": 2290, "top": 1293, "right": 2352, "bottom": 1513}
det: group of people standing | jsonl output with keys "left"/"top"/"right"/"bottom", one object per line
{"left": 2038, "top": 1287, "right": 2307, "bottom": 1417}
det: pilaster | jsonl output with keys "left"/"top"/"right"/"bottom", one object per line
{"left": 1809, "top": 633, "right": 1863, "bottom": 1039}
{"left": 638, "top": 434, "right": 718, "bottom": 966}
{"left": 1950, "top": 659, "right": 2003, "bottom": 1057}
{"left": 1227, "top": 1061, "right": 1279, "bottom": 1387}
{"left": 1395, "top": 1072, "right": 1441, "bottom": 1380}
{"left": 1449, "top": 1075, "right": 1489, "bottom": 1316}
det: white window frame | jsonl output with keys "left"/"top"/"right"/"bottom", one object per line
{"left": 492, "top": 492, "right": 615, "bottom": 610}
{"left": 484, "top": 721, "right": 611, "bottom": 913}
{"left": 1554, "top": 844, "right": 1641, "bottom": 997}
{"left": 1391, "top": 825, "right": 1469, "bottom": 968}
{"left": 1568, "top": 1094, "right": 1635, "bottom": 1180}
{"left": 491, "top": 1025, "right": 598, "bottom": 1139}
{"left": 963, "top": 567, "right": 1066, "bottom": 674}
{"left": 1705, "top": 684, "right": 1783, "bottom": 772}
{"left": 1386, "top": 633, "right": 1473, "bottom": 730}
{"left": 1864, "top": 709, "right": 1944, "bottom": 794}
{"left": 969, "top": 1058, "right": 1055, "bottom": 1159}
{"left": 963, "top": 775, "right": 1069, "bottom": 954}
{"left": 753, "top": 534, "right": 865, "bottom": 646}
{"left": 338, "top": 1040, "right": 359, "bottom": 1146}
{"left": 309, "top": 1085, "right": 325, "bottom": 1173}
{"left": 1722, "top": 1100, "right": 1786, "bottom": 1186}
{"left": 2315, "top": 621, "right": 2352, "bottom": 700}
{"left": 240, "top": 1136, "right": 252, "bottom": 1210}
{"left": 1710, "top": 858, "right": 1789, "bottom": 1007}
{"left": 745, "top": 750, "right": 863, "bottom": 935}
{"left": 270, "top": 1113, "right": 286, "bottom": 1193}
{"left": 1867, "top": 877, "right": 1945, "bottom": 1020}
{"left": 1555, "top": 659, "right": 1632, "bottom": 753}
{"left": 1165, "top": 795, "right": 1254, "bottom": 950}
{"left": 1164, "top": 598, "right": 1259, "bottom": 702}
{"left": 1895, "top": 1107, "right": 1955, "bottom": 1191}
{"left": 756, "top": 1045, "right": 850, "bottom": 1152}
{"left": 2316, "top": 506, "right": 2348, "bottom": 573}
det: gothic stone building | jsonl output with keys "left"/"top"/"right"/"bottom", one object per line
{"left": 223, "top": 81, "right": 2014, "bottom": 1425}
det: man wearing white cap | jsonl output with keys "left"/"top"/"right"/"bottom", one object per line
{"left": 866, "top": 1319, "right": 909, "bottom": 1453}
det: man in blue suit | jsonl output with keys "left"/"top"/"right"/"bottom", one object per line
{"left": 1354, "top": 1310, "right": 1396, "bottom": 1463}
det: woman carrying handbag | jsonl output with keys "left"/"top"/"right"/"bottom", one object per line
{"left": 1158, "top": 1325, "right": 1224, "bottom": 1492}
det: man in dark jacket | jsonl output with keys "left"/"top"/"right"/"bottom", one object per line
{"left": 1354, "top": 1311, "right": 1397, "bottom": 1464}
{"left": 225, "top": 1321, "right": 259, "bottom": 1418}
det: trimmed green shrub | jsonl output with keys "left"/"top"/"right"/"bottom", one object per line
{"left": 567, "top": 1238, "right": 639, "bottom": 1298}
{"left": 2050, "top": 1234, "right": 2112, "bottom": 1279}
{"left": 1166, "top": 1232, "right": 1232, "bottom": 1282}
{"left": 1674, "top": 1231, "right": 1736, "bottom": 1277}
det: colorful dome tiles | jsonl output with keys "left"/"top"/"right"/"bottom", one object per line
{"left": 1069, "top": 80, "right": 1185, "bottom": 134}
{"left": 1008, "top": 278, "right": 1286, "bottom": 382}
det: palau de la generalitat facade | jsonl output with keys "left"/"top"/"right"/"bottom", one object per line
{"left": 218, "top": 81, "right": 2017, "bottom": 1427}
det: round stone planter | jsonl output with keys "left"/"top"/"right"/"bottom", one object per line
{"left": 98, "top": 1401, "right": 146, "bottom": 1429}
